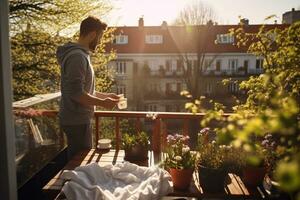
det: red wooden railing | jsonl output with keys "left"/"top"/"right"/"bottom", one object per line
{"left": 94, "top": 111, "right": 232, "bottom": 153}
{"left": 31, "top": 110, "right": 232, "bottom": 153}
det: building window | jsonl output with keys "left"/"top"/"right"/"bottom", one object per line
{"left": 117, "top": 85, "right": 126, "bottom": 96}
{"left": 177, "top": 83, "right": 181, "bottom": 92}
{"left": 113, "top": 35, "right": 128, "bottom": 44}
{"left": 149, "top": 83, "right": 159, "bottom": 92}
{"left": 228, "top": 59, "right": 238, "bottom": 71}
{"left": 244, "top": 60, "right": 249, "bottom": 69}
{"left": 192, "top": 60, "right": 197, "bottom": 68}
{"left": 205, "top": 83, "right": 213, "bottom": 94}
{"left": 149, "top": 104, "right": 157, "bottom": 111}
{"left": 216, "top": 60, "right": 221, "bottom": 71}
{"left": 204, "top": 59, "right": 213, "bottom": 71}
{"left": 165, "top": 60, "right": 171, "bottom": 71}
{"left": 256, "top": 59, "right": 263, "bottom": 69}
{"left": 116, "top": 61, "right": 126, "bottom": 74}
{"left": 171, "top": 60, "right": 177, "bottom": 71}
{"left": 228, "top": 82, "right": 239, "bottom": 93}
{"left": 145, "top": 35, "right": 163, "bottom": 44}
{"left": 166, "top": 83, "right": 170, "bottom": 94}
{"left": 166, "top": 105, "right": 171, "bottom": 112}
{"left": 217, "top": 34, "right": 234, "bottom": 44}
{"left": 177, "top": 60, "right": 183, "bottom": 71}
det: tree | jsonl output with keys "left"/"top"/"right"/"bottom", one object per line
{"left": 9, "top": 0, "right": 115, "bottom": 100}
{"left": 172, "top": 1, "right": 218, "bottom": 102}
{"left": 178, "top": 26, "right": 217, "bottom": 102}
{"left": 173, "top": 0, "right": 217, "bottom": 26}
{"left": 9, "top": 0, "right": 112, "bottom": 34}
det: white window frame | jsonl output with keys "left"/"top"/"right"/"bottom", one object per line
{"left": 116, "top": 61, "right": 126, "bottom": 74}
{"left": 229, "top": 82, "right": 239, "bottom": 93}
{"left": 117, "top": 85, "right": 126, "bottom": 96}
{"left": 217, "top": 34, "right": 234, "bottom": 44}
{"left": 256, "top": 59, "right": 264, "bottom": 69}
{"left": 205, "top": 83, "right": 213, "bottom": 94}
{"left": 145, "top": 35, "right": 163, "bottom": 44}
{"left": 216, "top": 59, "right": 221, "bottom": 71}
{"left": 115, "top": 35, "right": 128, "bottom": 44}
{"left": 228, "top": 59, "right": 238, "bottom": 72}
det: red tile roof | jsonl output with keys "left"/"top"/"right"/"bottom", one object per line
{"left": 105, "top": 24, "right": 288, "bottom": 54}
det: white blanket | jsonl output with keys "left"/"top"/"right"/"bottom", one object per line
{"left": 61, "top": 162, "right": 173, "bottom": 200}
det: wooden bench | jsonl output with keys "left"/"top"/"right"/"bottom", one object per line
{"left": 43, "top": 148, "right": 273, "bottom": 200}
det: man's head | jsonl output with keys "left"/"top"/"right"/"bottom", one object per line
{"left": 79, "top": 16, "right": 107, "bottom": 51}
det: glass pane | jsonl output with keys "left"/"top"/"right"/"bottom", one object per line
{"left": 14, "top": 94, "right": 67, "bottom": 188}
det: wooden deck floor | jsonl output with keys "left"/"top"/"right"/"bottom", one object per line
{"left": 43, "top": 148, "right": 273, "bottom": 200}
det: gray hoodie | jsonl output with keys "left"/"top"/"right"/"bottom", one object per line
{"left": 57, "top": 42, "right": 95, "bottom": 125}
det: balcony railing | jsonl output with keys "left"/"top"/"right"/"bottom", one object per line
{"left": 201, "top": 69, "right": 263, "bottom": 76}
{"left": 41, "top": 110, "right": 232, "bottom": 153}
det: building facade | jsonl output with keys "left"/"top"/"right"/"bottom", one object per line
{"left": 106, "top": 19, "right": 287, "bottom": 112}
{"left": 282, "top": 8, "right": 300, "bottom": 24}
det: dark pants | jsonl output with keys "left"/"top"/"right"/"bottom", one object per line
{"left": 61, "top": 124, "right": 92, "bottom": 160}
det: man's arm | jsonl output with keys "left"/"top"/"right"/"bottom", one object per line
{"left": 95, "top": 91, "right": 120, "bottom": 100}
{"left": 74, "top": 92, "right": 118, "bottom": 109}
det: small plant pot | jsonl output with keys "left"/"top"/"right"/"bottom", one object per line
{"left": 242, "top": 165, "right": 266, "bottom": 187}
{"left": 169, "top": 168, "right": 194, "bottom": 191}
{"left": 198, "top": 165, "right": 227, "bottom": 192}
{"left": 124, "top": 144, "right": 148, "bottom": 162}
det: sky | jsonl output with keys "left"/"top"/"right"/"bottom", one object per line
{"left": 104, "top": 0, "right": 300, "bottom": 26}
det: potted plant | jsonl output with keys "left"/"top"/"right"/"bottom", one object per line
{"left": 240, "top": 134, "right": 278, "bottom": 188}
{"left": 122, "top": 131, "right": 149, "bottom": 164}
{"left": 197, "top": 128, "right": 241, "bottom": 192}
{"left": 163, "top": 134, "right": 196, "bottom": 191}
{"left": 240, "top": 148, "right": 267, "bottom": 188}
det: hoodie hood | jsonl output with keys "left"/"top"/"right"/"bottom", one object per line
{"left": 56, "top": 42, "right": 89, "bottom": 65}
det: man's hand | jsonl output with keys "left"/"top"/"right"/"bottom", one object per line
{"left": 100, "top": 98, "right": 119, "bottom": 109}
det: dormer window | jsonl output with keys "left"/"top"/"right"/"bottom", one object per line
{"left": 216, "top": 34, "right": 234, "bottom": 44}
{"left": 145, "top": 35, "right": 163, "bottom": 44}
{"left": 114, "top": 35, "right": 128, "bottom": 44}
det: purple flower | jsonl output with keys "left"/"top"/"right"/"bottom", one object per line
{"left": 264, "top": 134, "right": 272, "bottom": 139}
{"left": 167, "top": 135, "right": 174, "bottom": 143}
{"left": 271, "top": 142, "right": 276, "bottom": 148}
{"left": 200, "top": 127, "right": 210, "bottom": 134}
{"left": 261, "top": 139, "right": 269, "bottom": 147}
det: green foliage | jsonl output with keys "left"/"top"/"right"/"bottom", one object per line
{"left": 11, "top": 29, "right": 66, "bottom": 100}
{"left": 186, "top": 21, "right": 300, "bottom": 196}
{"left": 122, "top": 131, "right": 149, "bottom": 150}
{"left": 163, "top": 134, "right": 196, "bottom": 170}
{"left": 9, "top": 0, "right": 115, "bottom": 100}
{"left": 9, "top": 0, "right": 112, "bottom": 34}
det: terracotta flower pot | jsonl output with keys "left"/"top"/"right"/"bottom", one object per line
{"left": 198, "top": 165, "right": 227, "bottom": 192}
{"left": 242, "top": 165, "right": 266, "bottom": 187}
{"left": 124, "top": 144, "right": 148, "bottom": 162}
{"left": 169, "top": 168, "right": 194, "bottom": 191}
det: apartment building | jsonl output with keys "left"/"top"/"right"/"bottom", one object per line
{"left": 106, "top": 18, "right": 287, "bottom": 111}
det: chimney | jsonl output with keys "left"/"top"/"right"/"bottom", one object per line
{"left": 138, "top": 17, "right": 144, "bottom": 28}
{"left": 292, "top": 8, "right": 295, "bottom": 12}
{"left": 206, "top": 20, "right": 214, "bottom": 26}
{"left": 239, "top": 18, "right": 249, "bottom": 25}
{"left": 161, "top": 21, "right": 168, "bottom": 29}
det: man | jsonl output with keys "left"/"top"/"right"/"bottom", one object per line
{"left": 57, "top": 16, "right": 119, "bottom": 159}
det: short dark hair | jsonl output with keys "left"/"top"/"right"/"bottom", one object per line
{"left": 80, "top": 16, "right": 107, "bottom": 37}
